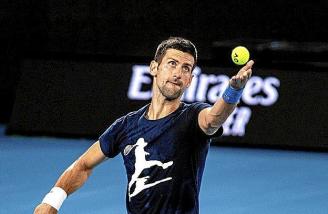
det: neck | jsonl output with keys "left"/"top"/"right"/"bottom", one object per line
{"left": 146, "top": 89, "right": 181, "bottom": 120}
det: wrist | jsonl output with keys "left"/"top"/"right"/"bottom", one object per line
{"left": 42, "top": 187, "right": 67, "bottom": 211}
{"left": 222, "top": 84, "right": 244, "bottom": 104}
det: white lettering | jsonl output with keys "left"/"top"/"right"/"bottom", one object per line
{"left": 127, "top": 65, "right": 152, "bottom": 100}
{"left": 222, "top": 107, "right": 252, "bottom": 137}
{"left": 261, "top": 77, "right": 280, "bottom": 106}
{"left": 128, "top": 65, "right": 280, "bottom": 107}
{"left": 195, "top": 74, "right": 217, "bottom": 102}
{"left": 231, "top": 107, "right": 252, "bottom": 136}
{"left": 207, "top": 75, "right": 229, "bottom": 103}
{"left": 127, "top": 65, "right": 281, "bottom": 137}
{"left": 242, "top": 76, "right": 263, "bottom": 105}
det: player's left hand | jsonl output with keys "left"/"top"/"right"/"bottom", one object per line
{"left": 229, "top": 60, "right": 254, "bottom": 89}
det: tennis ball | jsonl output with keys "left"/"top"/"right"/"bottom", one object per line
{"left": 231, "top": 46, "right": 250, "bottom": 65}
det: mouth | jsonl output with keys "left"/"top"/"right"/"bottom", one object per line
{"left": 168, "top": 81, "right": 182, "bottom": 87}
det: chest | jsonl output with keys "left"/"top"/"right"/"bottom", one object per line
{"left": 118, "top": 116, "right": 195, "bottom": 172}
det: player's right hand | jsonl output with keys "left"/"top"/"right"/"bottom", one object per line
{"left": 34, "top": 203, "right": 58, "bottom": 214}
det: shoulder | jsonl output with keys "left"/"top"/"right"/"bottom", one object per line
{"left": 100, "top": 105, "right": 148, "bottom": 139}
{"left": 124, "top": 104, "right": 148, "bottom": 120}
{"left": 178, "top": 102, "right": 211, "bottom": 124}
{"left": 111, "top": 104, "right": 149, "bottom": 128}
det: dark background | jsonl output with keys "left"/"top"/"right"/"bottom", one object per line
{"left": 1, "top": 0, "right": 328, "bottom": 150}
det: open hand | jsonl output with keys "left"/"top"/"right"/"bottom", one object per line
{"left": 229, "top": 60, "right": 254, "bottom": 89}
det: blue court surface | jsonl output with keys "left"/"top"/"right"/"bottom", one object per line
{"left": 1, "top": 125, "right": 328, "bottom": 214}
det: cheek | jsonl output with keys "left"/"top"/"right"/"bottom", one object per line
{"left": 183, "top": 75, "right": 192, "bottom": 85}
{"left": 157, "top": 67, "right": 170, "bottom": 79}
{"left": 156, "top": 70, "right": 168, "bottom": 85}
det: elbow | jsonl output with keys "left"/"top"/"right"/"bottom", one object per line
{"left": 65, "top": 158, "right": 92, "bottom": 178}
{"left": 55, "top": 158, "right": 93, "bottom": 194}
{"left": 203, "top": 117, "right": 221, "bottom": 136}
{"left": 203, "top": 125, "right": 221, "bottom": 136}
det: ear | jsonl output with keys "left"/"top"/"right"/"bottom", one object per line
{"left": 149, "top": 60, "right": 158, "bottom": 77}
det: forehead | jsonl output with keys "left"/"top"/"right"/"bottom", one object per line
{"left": 162, "top": 49, "right": 195, "bottom": 66}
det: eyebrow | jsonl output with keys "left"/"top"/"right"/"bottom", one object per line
{"left": 167, "top": 57, "right": 193, "bottom": 68}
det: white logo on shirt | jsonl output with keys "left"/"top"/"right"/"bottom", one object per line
{"left": 127, "top": 138, "right": 173, "bottom": 201}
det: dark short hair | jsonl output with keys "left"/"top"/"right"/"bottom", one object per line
{"left": 154, "top": 37, "right": 198, "bottom": 68}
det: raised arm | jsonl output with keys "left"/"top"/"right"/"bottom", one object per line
{"left": 198, "top": 60, "right": 254, "bottom": 135}
{"left": 34, "top": 141, "right": 106, "bottom": 214}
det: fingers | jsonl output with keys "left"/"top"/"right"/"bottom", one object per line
{"left": 230, "top": 75, "right": 242, "bottom": 88}
{"left": 230, "top": 76, "right": 237, "bottom": 86}
{"left": 237, "top": 60, "right": 253, "bottom": 76}
{"left": 235, "top": 69, "right": 252, "bottom": 81}
{"left": 230, "top": 68, "right": 252, "bottom": 89}
{"left": 244, "top": 60, "right": 254, "bottom": 70}
{"left": 230, "top": 60, "right": 254, "bottom": 89}
{"left": 245, "top": 69, "right": 252, "bottom": 79}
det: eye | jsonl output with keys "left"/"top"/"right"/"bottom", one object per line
{"left": 182, "top": 66, "right": 191, "bottom": 73}
{"left": 168, "top": 61, "right": 177, "bottom": 66}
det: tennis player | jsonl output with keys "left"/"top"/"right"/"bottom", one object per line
{"left": 34, "top": 37, "right": 254, "bottom": 214}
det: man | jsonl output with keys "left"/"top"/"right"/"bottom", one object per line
{"left": 34, "top": 37, "right": 254, "bottom": 214}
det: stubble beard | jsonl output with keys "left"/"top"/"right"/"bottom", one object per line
{"left": 158, "top": 82, "right": 183, "bottom": 101}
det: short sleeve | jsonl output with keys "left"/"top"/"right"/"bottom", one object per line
{"left": 189, "top": 102, "right": 223, "bottom": 140}
{"left": 99, "top": 116, "right": 125, "bottom": 158}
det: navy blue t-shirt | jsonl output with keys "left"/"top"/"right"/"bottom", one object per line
{"left": 99, "top": 102, "right": 223, "bottom": 214}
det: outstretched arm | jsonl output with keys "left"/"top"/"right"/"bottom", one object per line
{"left": 198, "top": 60, "right": 254, "bottom": 135}
{"left": 34, "top": 141, "right": 106, "bottom": 214}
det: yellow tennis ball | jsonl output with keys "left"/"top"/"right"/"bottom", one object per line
{"left": 231, "top": 46, "right": 250, "bottom": 65}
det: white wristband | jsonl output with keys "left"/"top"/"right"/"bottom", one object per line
{"left": 42, "top": 187, "right": 67, "bottom": 211}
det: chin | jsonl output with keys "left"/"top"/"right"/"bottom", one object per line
{"left": 165, "top": 96, "right": 179, "bottom": 101}
{"left": 164, "top": 92, "right": 182, "bottom": 101}
{"left": 159, "top": 85, "right": 184, "bottom": 101}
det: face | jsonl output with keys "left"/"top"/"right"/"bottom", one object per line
{"left": 150, "top": 49, "right": 195, "bottom": 100}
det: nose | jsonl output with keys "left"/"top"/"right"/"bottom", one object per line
{"left": 172, "top": 67, "right": 182, "bottom": 79}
